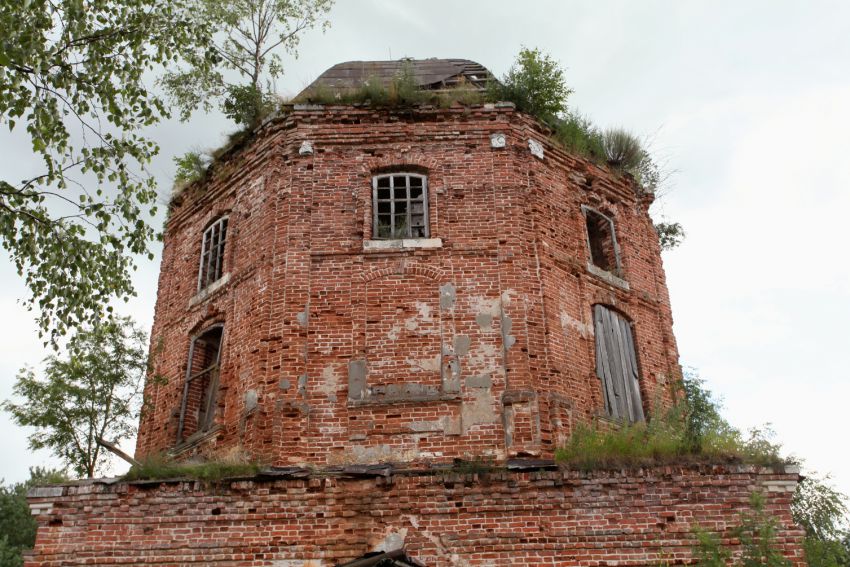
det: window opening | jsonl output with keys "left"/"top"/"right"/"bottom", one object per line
{"left": 372, "top": 174, "right": 428, "bottom": 239}
{"left": 198, "top": 217, "right": 228, "bottom": 291}
{"left": 176, "top": 326, "right": 223, "bottom": 443}
{"left": 593, "top": 305, "right": 644, "bottom": 422}
{"left": 583, "top": 207, "right": 619, "bottom": 274}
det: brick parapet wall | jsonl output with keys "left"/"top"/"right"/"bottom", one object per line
{"left": 27, "top": 464, "right": 805, "bottom": 566}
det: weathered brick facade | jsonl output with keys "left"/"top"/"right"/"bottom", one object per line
{"left": 27, "top": 465, "right": 805, "bottom": 566}
{"left": 135, "top": 103, "right": 681, "bottom": 466}
{"left": 27, "top": 87, "right": 808, "bottom": 566}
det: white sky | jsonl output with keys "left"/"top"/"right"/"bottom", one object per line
{"left": 1, "top": 0, "right": 848, "bottom": 499}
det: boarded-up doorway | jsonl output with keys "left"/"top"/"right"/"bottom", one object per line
{"left": 593, "top": 305, "right": 644, "bottom": 422}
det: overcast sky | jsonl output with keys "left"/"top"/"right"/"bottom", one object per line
{"left": 2, "top": 0, "right": 848, "bottom": 499}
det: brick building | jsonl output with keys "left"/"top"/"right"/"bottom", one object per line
{"left": 135, "top": 58, "right": 680, "bottom": 465}
{"left": 27, "top": 60, "right": 805, "bottom": 566}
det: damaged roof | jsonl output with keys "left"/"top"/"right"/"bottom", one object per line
{"left": 297, "top": 58, "right": 494, "bottom": 97}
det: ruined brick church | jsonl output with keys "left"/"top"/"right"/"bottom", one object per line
{"left": 27, "top": 59, "right": 804, "bottom": 566}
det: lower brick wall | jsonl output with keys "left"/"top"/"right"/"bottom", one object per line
{"left": 27, "top": 464, "right": 805, "bottom": 566}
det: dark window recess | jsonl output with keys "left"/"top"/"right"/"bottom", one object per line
{"left": 584, "top": 208, "right": 619, "bottom": 274}
{"left": 593, "top": 305, "right": 644, "bottom": 422}
{"left": 372, "top": 174, "right": 429, "bottom": 239}
{"left": 198, "top": 217, "right": 228, "bottom": 290}
{"left": 176, "top": 326, "right": 223, "bottom": 443}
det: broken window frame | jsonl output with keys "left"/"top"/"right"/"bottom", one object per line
{"left": 581, "top": 205, "right": 622, "bottom": 275}
{"left": 372, "top": 173, "right": 429, "bottom": 239}
{"left": 197, "top": 216, "right": 229, "bottom": 292}
{"left": 592, "top": 304, "right": 645, "bottom": 423}
{"left": 176, "top": 324, "right": 224, "bottom": 444}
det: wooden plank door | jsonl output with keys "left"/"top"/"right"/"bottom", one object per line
{"left": 593, "top": 305, "right": 645, "bottom": 422}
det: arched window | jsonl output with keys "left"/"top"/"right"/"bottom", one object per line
{"left": 582, "top": 206, "right": 621, "bottom": 275}
{"left": 592, "top": 305, "right": 644, "bottom": 422}
{"left": 372, "top": 173, "right": 429, "bottom": 239}
{"left": 197, "top": 216, "right": 228, "bottom": 291}
{"left": 176, "top": 325, "right": 223, "bottom": 443}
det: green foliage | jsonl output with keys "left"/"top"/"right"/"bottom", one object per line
{"left": 161, "top": 0, "right": 333, "bottom": 126}
{"left": 555, "top": 370, "right": 786, "bottom": 469}
{"left": 793, "top": 473, "right": 850, "bottom": 566}
{"left": 222, "top": 84, "right": 278, "bottom": 127}
{"left": 602, "top": 128, "right": 644, "bottom": 170}
{"left": 692, "top": 528, "right": 732, "bottom": 567}
{"left": 552, "top": 113, "right": 605, "bottom": 160}
{"left": 0, "top": 0, "right": 214, "bottom": 342}
{"left": 804, "top": 537, "right": 850, "bottom": 567}
{"left": 2, "top": 318, "right": 148, "bottom": 478}
{"left": 794, "top": 474, "right": 849, "bottom": 541}
{"left": 737, "top": 493, "right": 793, "bottom": 567}
{"left": 488, "top": 47, "right": 572, "bottom": 121}
{"left": 0, "top": 468, "right": 68, "bottom": 566}
{"left": 173, "top": 152, "right": 211, "bottom": 186}
{"left": 693, "top": 493, "right": 792, "bottom": 567}
{"left": 655, "top": 221, "right": 686, "bottom": 251}
{"left": 124, "top": 454, "right": 260, "bottom": 482}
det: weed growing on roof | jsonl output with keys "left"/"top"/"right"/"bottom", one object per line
{"left": 602, "top": 128, "right": 645, "bottom": 170}
{"left": 124, "top": 454, "right": 260, "bottom": 482}
{"left": 555, "top": 371, "right": 787, "bottom": 469}
{"left": 487, "top": 46, "right": 572, "bottom": 120}
{"left": 552, "top": 113, "right": 606, "bottom": 161}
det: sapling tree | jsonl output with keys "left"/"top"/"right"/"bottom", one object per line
{"left": 3, "top": 317, "right": 148, "bottom": 478}
{"left": 489, "top": 46, "right": 572, "bottom": 122}
{"left": 161, "top": 0, "right": 334, "bottom": 126}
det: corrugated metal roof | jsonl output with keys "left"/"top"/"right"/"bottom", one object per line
{"left": 297, "top": 58, "right": 494, "bottom": 97}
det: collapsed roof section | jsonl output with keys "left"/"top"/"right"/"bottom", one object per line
{"left": 297, "top": 58, "right": 494, "bottom": 98}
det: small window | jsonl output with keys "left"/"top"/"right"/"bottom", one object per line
{"left": 583, "top": 207, "right": 620, "bottom": 274}
{"left": 198, "top": 217, "right": 228, "bottom": 291}
{"left": 176, "top": 326, "right": 223, "bottom": 443}
{"left": 372, "top": 173, "right": 429, "bottom": 239}
{"left": 593, "top": 305, "right": 644, "bottom": 422}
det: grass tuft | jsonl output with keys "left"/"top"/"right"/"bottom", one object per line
{"left": 555, "top": 372, "right": 788, "bottom": 470}
{"left": 124, "top": 454, "right": 261, "bottom": 482}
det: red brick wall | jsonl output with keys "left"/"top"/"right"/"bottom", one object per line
{"left": 27, "top": 465, "right": 805, "bottom": 566}
{"left": 136, "top": 104, "right": 680, "bottom": 466}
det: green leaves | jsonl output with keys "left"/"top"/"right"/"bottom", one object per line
{"left": 160, "top": 0, "right": 333, "bottom": 126}
{"left": 0, "top": 467, "right": 69, "bottom": 566}
{"left": 489, "top": 47, "right": 572, "bottom": 122}
{"left": 2, "top": 317, "right": 149, "bottom": 478}
{"left": 793, "top": 474, "right": 850, "bottom": 567}
{"left": 655, "top": 221, "right": 686, "bottom": 251}
{"left": 0, "top": 0, "right": 214, "bottom": 341}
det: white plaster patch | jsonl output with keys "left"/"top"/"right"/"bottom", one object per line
{"left": 528, "top": 138, "right": 544, "bottom": 159}
{"left": 560, "top": 311, "right": 593, "bottom": 339}
{"left": 406, "top": 354, "right": 441, "bottom": 373}
{"left": 469, "top": 296, "right": 501, "bottom": 317}
{"left": 387, "top": 324, "right": 401, "bottom": 341}
{"left": 404, "top": 301, "right": 436, "bottom": 334}
{"left": 372, "top": 527, "right": 408, "bottom": 552}
{"left": 464, "top": 342, "right": 499, "bottom": 371}
{"left": 317, "top": 364, "right": 339, "bottom": 399}
{"left": 329, "top": 444, "right": 424, "bottom": 465}
{"left": 461, "top": 388, "right": 498, "bottom": 433}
